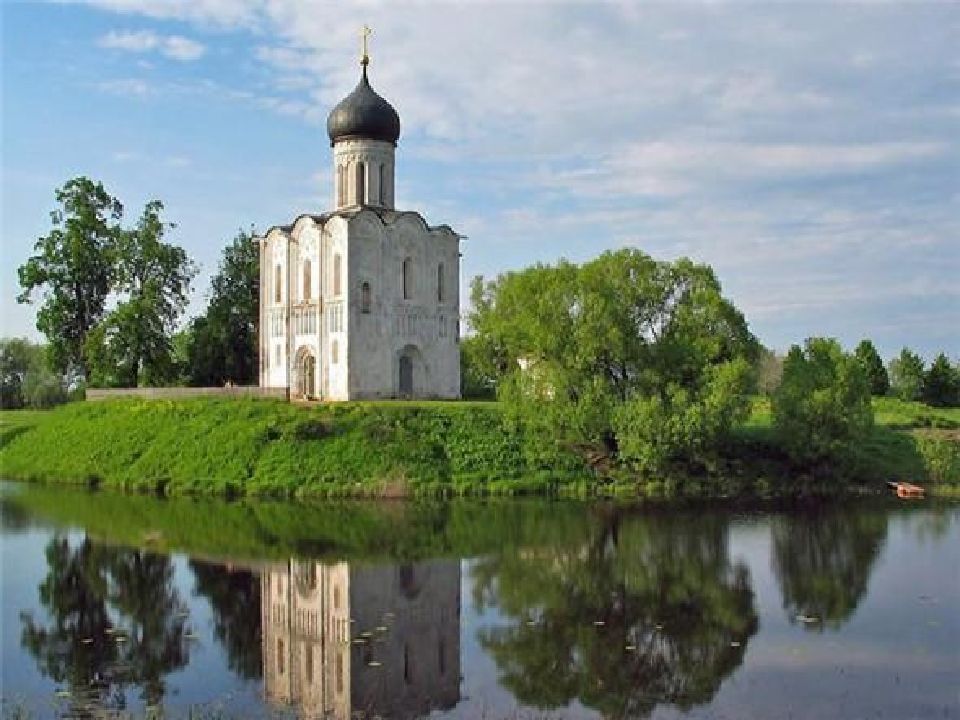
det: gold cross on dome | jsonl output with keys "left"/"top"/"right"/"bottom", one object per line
{"left": 360, "top": 25, "right": 372, "bottom": 66}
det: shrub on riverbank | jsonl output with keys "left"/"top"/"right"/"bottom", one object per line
{"left": 772, "top": 338, "right": 873, "bottom": 472}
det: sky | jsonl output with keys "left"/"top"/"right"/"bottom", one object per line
{"left": 2, "top": 0, "right": 958, "bottom": 361}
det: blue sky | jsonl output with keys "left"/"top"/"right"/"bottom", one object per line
{"left": 2, "top": 0, "right": 958, "bottom": 360}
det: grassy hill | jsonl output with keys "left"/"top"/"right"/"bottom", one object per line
{"left": 0, "top": 398, "right": 587, "bottom": 498}
{"left": 1, "top": 397, "right": 957, "bottom": 498}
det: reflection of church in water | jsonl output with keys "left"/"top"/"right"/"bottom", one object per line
{"left": 261, "top": 559, "right": 461, "bottom": 719}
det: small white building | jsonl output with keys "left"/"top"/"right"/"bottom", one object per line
{"left": 256, "top": 47, "right": 461, "bottom": 400}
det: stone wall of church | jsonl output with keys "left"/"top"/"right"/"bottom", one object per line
{"left": 257, "top": 209, "right": 460, "bottom": 401}
{"left": 261, "top": 228, "right": 292, "bottom": 390}
{"left": 345, "top": 211, "right": 460, "bottom": 400}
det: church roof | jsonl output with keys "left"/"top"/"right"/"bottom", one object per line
{"left": 326, "top": 64, "right": 400, "bottom": 146}
{"left": 258, "top": 207, "right": 458, "bottom": 240}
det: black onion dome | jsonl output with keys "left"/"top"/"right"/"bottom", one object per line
{"left": 326, "top": 66, "right": 401, "bottom": 146}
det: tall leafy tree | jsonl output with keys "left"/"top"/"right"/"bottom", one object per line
{"left": 17, "top": 177, "right": 122, "bottom": 375}
{"left": 471, "top": 249, "right": 758, "bottom": 476}
{"left": 922, "top": 353, "right": 960, "bottom": 407}
{"left": 186, "top": 229, "right": 259, "bottom": 386}
{"left": 755, "top": 345, "right": 784, "bottom": 395}
{"left": 888, "top": 347, "right": 925, "bottom": 402}
{"left": 1, "top": 337, "right": 37, "bottom": 408}
{"left": 772, "top": 337, "right": 873, "bottom": 470}
{"left": 854, "top": 339, "right": 889, "bottom": 397}
{"left": 85, "top": 201, "right": 196, "bottom": 387}
{"left": 0, "top": 338, "right": 67, "bottom": 409}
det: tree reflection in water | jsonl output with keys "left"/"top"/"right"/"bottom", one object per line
{"left": 472, "top": 509, "right": 758, "bottom": 719}
{"left": 772, "top": 508, "right": 888, "bottom": 631}
{"left": 19, "top": 535, "right": 190, "bottom": 714}
{"left": 190, "top": 560, "right": 262, "bottom": 679}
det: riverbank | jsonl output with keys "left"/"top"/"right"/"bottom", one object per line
{"left": 1, "top": 397, "right": 957, "bottom": 499}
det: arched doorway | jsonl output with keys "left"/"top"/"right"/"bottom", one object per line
{"left": 294, "top": 347, "right": 317, "bottom": 399}
{"left": 399, "top": 356, "right": 413, "bottom": 397}
{"left": 397, "top": 345, "right": 422, "bottom": 398}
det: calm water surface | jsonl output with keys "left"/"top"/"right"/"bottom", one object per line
{"left": 1, "top": 483, "right": 957, "bottom": 719}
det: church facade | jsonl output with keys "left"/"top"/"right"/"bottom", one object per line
{"left": 256, "top": 46, "right": 461, "bottom": 400}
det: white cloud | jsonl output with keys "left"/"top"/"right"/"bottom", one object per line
{"left": 98, "top": 78, "right": 152, "bottom": 97}
{"left": 98, "top": 30, "right": 206, "bottom": 61}
{"left": 99, "top": 29, "right": 157, "bottom": 52}
{"left": 79, "top": 0, "right": 261, "bottom": 27}
{"left": 162, "top": 36, "right": 206, "bottom": 61}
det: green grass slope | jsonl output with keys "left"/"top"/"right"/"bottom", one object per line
{"left": 1, "top": 396, "right": 956, "bottom": 499}
{"left": 0, "top": 398, "right": 587, "bottom": 498}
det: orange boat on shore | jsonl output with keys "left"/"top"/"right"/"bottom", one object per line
{"left": 887, "top": 481, "right": 925, "bottom": 499}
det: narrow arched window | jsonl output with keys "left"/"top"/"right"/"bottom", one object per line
{"left": 331, "top": 339, "right": 339, "bottom": 364}
{"left": 437, "top": 263, "right": 444, "bottom": 303}
{"left": 337, "top": 165, "right": 344, "bottom": 206}
{"left": 361, "top": 281, "right": 371, "bottom": 313}
{"left": 274, "top": 264, "right": 282, "bottom": 304}
{"left": 356, "top": 162, "right": 366, "bottom": 205}
{"left": 402, "top": 257, "right": 412, "bottom": 300}
{"left": 379, "top": 163, "right": 386, "bottom": 205}
{"left": 303, "top": 259, "right": 311, "bottom": 301}
{"left": 333, "top": 253, "right": 342, "bottom": 296}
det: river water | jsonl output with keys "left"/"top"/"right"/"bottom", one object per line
{"left": 1, "top": 483, "right": 957, "bottom": 719}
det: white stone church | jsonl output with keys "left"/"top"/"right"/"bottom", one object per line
{"left": 256, "top": 44, "right": 461, "bottom": 401}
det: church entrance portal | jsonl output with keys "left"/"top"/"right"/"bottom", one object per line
{"left": 397, "top": 344, "right": 422, "bottom": 398}
{"left": 295, "top": 350, "right": 316, "bottom": 399}
{"left": 399, "top": 356, "right": 413, "bottom": 397}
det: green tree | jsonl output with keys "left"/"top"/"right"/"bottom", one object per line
{"left": 16, "top": 177, "right": 122, "bottom": 375}
{"left": 921, "top": 353, "right": 960, "bottom": 408}
{"left": 1, "top": 337, "right": 36, "bottom": 408}
{"left": 854, "top": 339, "right": 889, "bottom": 396}
{"left": 0, "top": 338, "right": 67, "bottom": 409}
{"left": 888, "top": 347, "right": 925, "bottom": 402}
{"left": 460, "top": 334, "right": 497, "bottom": 399}
{"left": 85, "top": 201, "right": 196, "bottom": 387}
{"left": 772, "top": 337, "right": 873, "bottom": 469}
{"left": 185, "top": 230, "right": 259, "bottom": 386}
{"left": 755, "top": 345, "right": 784, "bottom": 395}
{"left": 471, "top": 249, "right": 758, "bottom": 476}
